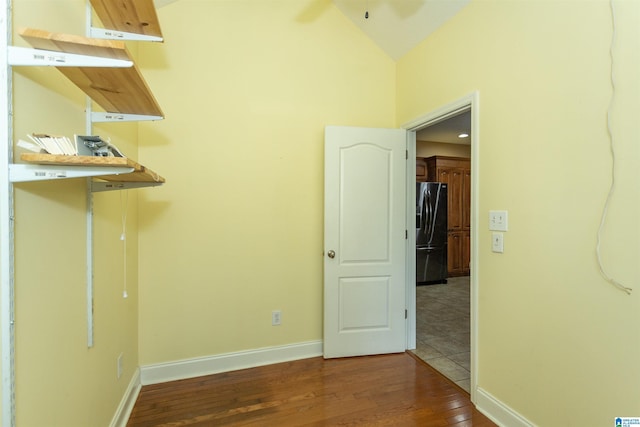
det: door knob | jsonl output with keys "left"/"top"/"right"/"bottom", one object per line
{"left": 327, "top": 250, "right": 335, "bottom": 259}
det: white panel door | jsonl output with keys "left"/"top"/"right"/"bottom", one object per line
{"left": 324, "top": 126, "right": 407, "bottom": 358}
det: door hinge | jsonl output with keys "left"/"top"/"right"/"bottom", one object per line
{"left": 405, "top": 309, "right": 408, "bottom": 319}
{"left": 405, "top": 229, "right": 408, "bottom": 239}
{"left": 406, "top": 150, "right": 408, "bottom": 160}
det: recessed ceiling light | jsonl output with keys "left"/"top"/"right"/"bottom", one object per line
{"left": 458, "top": 133, "right": 469, "bottom": 138}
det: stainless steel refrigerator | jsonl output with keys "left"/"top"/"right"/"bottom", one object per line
{"left": 416, "top": 182, "right": 448, "bottom": 284}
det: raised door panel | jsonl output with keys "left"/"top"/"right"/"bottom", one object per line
{"left": 462, "top": 231, "right": 471, "bottom": 275}
{"left": 416, "top": 158, "right": 427, "bottom": 182}
{"left": 447, "top": 168, "right": 463, "bottom": 231}
{"left": 435, "top": 167, "right": 449, "bottom": 185}
{"left": 447, "top": 231, "right": 462, "bottom": 276}
{"left": 462, "top": 167, "right": 471, "bottom": 230}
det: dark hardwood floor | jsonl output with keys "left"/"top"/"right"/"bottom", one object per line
{"left": 127, "top": 352, "right": 496, "bottom": 426}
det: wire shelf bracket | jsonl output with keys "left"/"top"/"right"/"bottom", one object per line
{"left": 9, "top": 164, "right": 134, "bottom": 182}
{"left": 7, "top": 46, "right": 132, "bottom": 67}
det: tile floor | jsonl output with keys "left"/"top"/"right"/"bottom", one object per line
{"left": 411, "top": 276, "right": 471, "bottom": 393}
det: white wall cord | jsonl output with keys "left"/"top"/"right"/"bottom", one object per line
{"left": 120, "top": 191, "right": 129, "bottom": 298}
{"left": 596, "top": 0, "right": 633, "bottom": 295}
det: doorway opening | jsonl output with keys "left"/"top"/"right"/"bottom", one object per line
{"left": 404, "top": 93, "right": 478, "bottom": 399}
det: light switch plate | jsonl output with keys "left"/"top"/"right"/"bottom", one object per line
{"left": 492, "top": 232, "right": 504, "bottom": 253}
{"left": 489, "top": 210, "right": 508, "bottom": 231}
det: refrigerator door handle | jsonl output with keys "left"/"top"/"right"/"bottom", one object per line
{"left": 425, "top": 189, "right": 433, "bottom": 241}
{"left": 420, "top": 189, "right": 427, "bottom": 232}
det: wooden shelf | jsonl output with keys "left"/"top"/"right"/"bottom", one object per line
{"left": 19, "top": 28, "right": 164, "bottom": 117}
{"left": 20, "top": 153, "right": 165, "bottom": 183}
{"left": 90, "top": 0, "right": 163, "bottom": 39}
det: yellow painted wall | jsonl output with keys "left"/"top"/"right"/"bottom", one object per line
{"left": 7, "top": 0, "right": 638, "bottom": 425}
{"left": 11, "top": 1, "right": 141, "bottom": 425}
{"left": 417, "top": 141, "right": 471, "bottom": 158}
{"left": 136, "top": 0, "right": 396, "bottom": 364}
{"left": 398, "top": 0, "right": 639, "bottom": 425}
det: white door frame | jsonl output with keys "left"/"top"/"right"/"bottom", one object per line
{"left": 402, "top": 91, "right": 480, "bottom": 403}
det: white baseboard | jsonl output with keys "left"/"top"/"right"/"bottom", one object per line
{"left": 475, "top": 386, "right": 535, "bottom": 427}
{"left": 140, "top": 340, "right": 323, "bottom": 385}
{"left": 110, "top": 368, "right": 142, "bottom": 427}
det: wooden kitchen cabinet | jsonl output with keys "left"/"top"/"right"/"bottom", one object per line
{"left": 462, "top": 230, "right": 471, "bottom": 274}
{"left": 447, "top": 231, "right": 462, "bottom": 274}
{"left": 416, "top": 157, "right": 428, "bottom": 181}
{"left": 426, "top": 156, "right": 471, "bottom": 276}
{"left": 463, "top": 167, "right": 471, "bottom": 230}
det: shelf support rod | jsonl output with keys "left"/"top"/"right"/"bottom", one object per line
{"left": 86, "top": 171, "right": 94, "bottom": 348}
{"left": 1, "top": 0, "right": 16, "bottom": 424}
{"left": 85, "top": 1, "right": 95, "bottom": 349}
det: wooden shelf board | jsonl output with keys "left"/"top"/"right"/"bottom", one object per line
{"left": 90, "top": 0, "right": 163, "bottom": 39}
{"left": 19, "top": 28, "right": 164, "bottom": 117}
{"left": 20, "top": 153, "right": 165, "bottom": 183}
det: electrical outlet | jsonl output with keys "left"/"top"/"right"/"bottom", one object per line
{"left": 117, "top": 353, "right": 123, "bottom": 379}
{"left": 272, "top": 310, "right": 282, "bottom": 326}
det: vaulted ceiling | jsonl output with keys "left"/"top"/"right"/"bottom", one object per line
{"left": 332, "top": 0, "right": 470, "bottom": 60}
{"left": 153, "top": 0, "right": 472, "bottom": 141}
{"left": 155, "top": 1, "right": 470, "bottom": 61}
